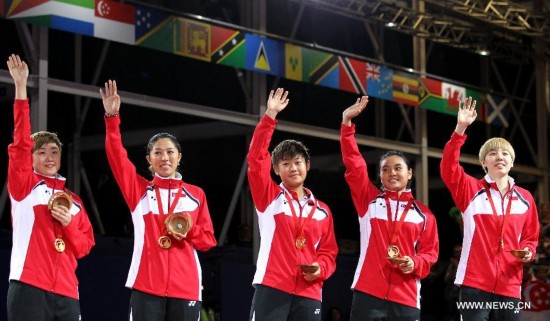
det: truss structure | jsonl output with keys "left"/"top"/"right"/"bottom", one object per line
{"left": 292, "top": 0, "right": 549, "bottom": 61}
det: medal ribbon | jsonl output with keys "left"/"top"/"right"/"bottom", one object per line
{"left": 49, "top": 178, "right": 66, "bottom": 252}
{"left": 284, "top": 193, "right": 318, "bottom": 244}
{"left": 484, "top": 183, "right": 513, "bottom": 249}
{"left": 51, "top": 181, "right": 64, "bottom": 241}
{"left": 155, "top": 185, "right": 184, "bottom": 235}
{"left": 384, "top": 195, "right": 414, "bottom": 246}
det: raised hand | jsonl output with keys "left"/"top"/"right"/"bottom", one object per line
{"left": 6, "top": 54, "right": 29, "bottom": 99}
{"left": 100, "top": 79, "right": 121, "bottom": 116}
{"left": 455, "top": 96, "right": 477, "bottom": 135}
{"left": 342, "top": 96, "right": 369, "bottom": 126}
{"left": 265, "top": 88, "right": 289, "bottom": 119}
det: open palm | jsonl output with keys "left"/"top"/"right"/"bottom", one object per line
{"left": 457, "top": 97, "right": 477, "bottom": 127}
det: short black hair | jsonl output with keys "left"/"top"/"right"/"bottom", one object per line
{"left": 271, "top": 139, "right": 310, "bottom": 166}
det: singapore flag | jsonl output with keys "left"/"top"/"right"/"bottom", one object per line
{"left": 94, "top": 0, "right": 135, "bottom": 44}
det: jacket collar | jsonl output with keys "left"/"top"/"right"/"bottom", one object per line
{"left": 383, "top": 189, "right": 414, "bottom": 201}
{"left": 152, "top": 172, "right": 183, "bottom": 189}
{"left": 483, "top": 174, "right": 516, "bottom": 192}
{"left": 35, "top": 171, "right": 66, "bottom": 190}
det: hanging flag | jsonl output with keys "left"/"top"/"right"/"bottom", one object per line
{"left": 393, "top": 71, "right": 418, "bottom": 106}
{"left": 7, "top": 0, "right": 53, "bottom": 19}
{"left": 175, "top": 18, "right": 210, "bottom": 61}
{"left": 442, "top": 82, "right": 466, "bottom": 112}
{"left": 339, "top": 57, "right": 366, "bottom": 95}
{"left": 245, "top": 34, "right": 283, "bottom": 76}
{"left": 465, "top": 88, "right": 487, "bottom": 123}
{"left": 210, "top": 25, "right": 245, "bottom": 67}
{"left": 5, "top": 0, "right": 50, "bottom": 17}
{"left": 366, "top": 64, "right": 393, "bottom": 101}
{"left": 486, "top": 94, "right": 509, "bottom": 127}
{"left": 135, "top": 5, "right": 173, "bottom": 53}
{"left": 94, "top": 0, "right": 135, "bottom": 44}
{"left": 303, "top": 48, "right": 339, "bottom": 90}
{"left": 285, "top": 43, "right": 302, "bottom": 81}
{"left": 7, "top": 0, "right": 95, "bottom": 36}
{"left": 418, "top": 77, "right": 447, "bottom": 113}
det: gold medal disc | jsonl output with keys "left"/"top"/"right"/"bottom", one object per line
{"left": 295, "top": 236, "right": 306, "bottom": 250}
{"left": 158, "top": 236, "right": 172, "bottom": 249}
{"left": 387, "top": 245, "right": 400, "bottom": 258}
{"left": 54, "top": 238, "right": 66, "bottom": 253}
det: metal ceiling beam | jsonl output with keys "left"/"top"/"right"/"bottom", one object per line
{"left": 291, "top": 0, "right": 549, "bottom": 61}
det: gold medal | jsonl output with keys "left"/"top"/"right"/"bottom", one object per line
{"left": 48, "top": 191, "right": 73, "bottom": 211}
{"left": 295, "top": 236, "right": 306, "bottom": 250}
{"left": 165, "top": 212, "right": 192, "bottom": 237}
{"left": 158, "top": 236, "right": 172, "bottom": 249}
{"left": 54, "top": 238, "right": 65, "bottom": 253}
{"left": 387, "top": 244, "right": 400, "bottom": 258}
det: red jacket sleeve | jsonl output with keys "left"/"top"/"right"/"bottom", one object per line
{"left": 517, "top": 188, "right": 540, "bottom": 258}
{"left": 316, "top": 205, "right": 339, "bottom": 281}
{"left": 440, "top": 132, "right": 480, "bottom": 212}
{"left": 7, "top": 99, "right": 36, "bottom": 201}
{"left": 184, "top": 186, "right": 217, "bottom": 251}
{"left": 411, "top": 204, "right": 439, "bottom": 279}
{"left": 104, "top": 115, "right": 150, "bottom": 211}
{"left": 247, "top": 115, "right": 283, "bottom": 212}
{"left": 340, "top": 124, "right": 381, "bottom": 216}
{"left": 63, "top": 194, "right": 96, "bottom": 259}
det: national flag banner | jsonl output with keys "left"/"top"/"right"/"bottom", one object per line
{"left": 135, "top": 5, "right": 174, "bottom": 53}
{"left": 6, "top": 0, "right": 52, "bottom": 19}
{"left": 486, "top": 93, "right": 510, "bottom": 127}
{"left": 245, "top": 34, "right": 283, "bottom": 76}
{"left": 442, "top": 82, "right": 465, "bottom": 112}
{"left": 175, "top": 18, "right": 211, "bottom": 62}
{"left": 303, "top": 48, "right": 339, "bottom": 90}
{"left": 366, "top": 63, "right": 392, "bottom": 101}
{"left": 418, "top": 77, "right": 448, "bottom": 114}
{"left": 94, "top": 0, "right": 135, "bottom": 44}
{"left": 465, "top": 88, "right": 487, "bottom": 122}
{"left": 210, "top": 24, "right": 245, "bottom": 68}
{"left": 393, "top": 70, "right": 418, "bottom": 106}
{"left": 285, "top": 43, "right": 303, "bottom": 81}
{"left": 339, "top": 57, "right": 366, "bottom": 95}
{"left": 7, "top": 0, "right": 95, "bottom": 36}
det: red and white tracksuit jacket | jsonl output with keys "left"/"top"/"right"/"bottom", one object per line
{"left": 105, "top": 115, "right": 216, "bottom": 300}
{"left": 8, "top": 99, "right": 95, "bottom": 299}
{"left": 441, "top": 132, "right": 539, "bottom": 299}
{"left": 247, "top": 115, "right": 338, "bottom": 301}
{"left": 341, "top": 124, "right": 439, "bottom": 309}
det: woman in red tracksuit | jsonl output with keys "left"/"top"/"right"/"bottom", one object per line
{"left": 6, "top": 54, "right": 95, "bottom": 321}
{"left": 340, "top": 96, "right": 439, "bottom": 321}
{"left": 247, "top": 88, "right": 338, "bottom": 321}
{"left": 100, "top": 80, "right": 217, "bottom": 321}
{"left": 440, "top": 97, "right": 539, "bottom": 321}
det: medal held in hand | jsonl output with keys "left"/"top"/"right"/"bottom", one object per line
{"left": 165, "top": 212, "right": 192, "bottom": 237}
{"left": 387, "top": 244, "right": 400, "bottom": 258}
{"left": 48, "top": 191, "right": 73, "bottom": 211}
{"left": 158, "top": 236, "right": 172, "bottom": 249}
{"left": 155, "top": 186, "right": 185, "bottom": 249}
{"left": 54, "top": 238, "right": 66, "bottom": 252}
